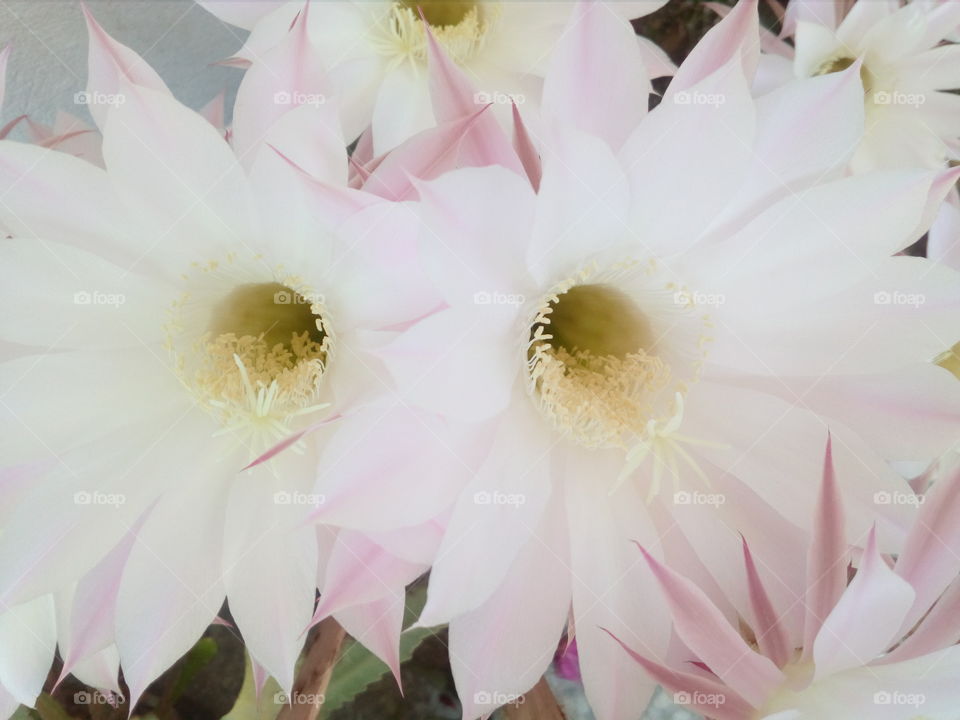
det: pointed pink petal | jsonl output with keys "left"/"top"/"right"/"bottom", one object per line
{"left": 81, "top": 3, "right": 170, "bottom": 130}
{"left": 666, "top": 0, "right": 759, "bottom": 97}
{"left": 264, "top": 142, "right": 383, "bottom": 224}
{"left": 312, "top": 531, "right": 425, "bottom": 625}
{"left": 232, "top": 2, "right": 343, "bottom": 175}
{"left": 511, "top": 104, "right": 541, "bottom": 192}
{"left": 639, "top": 546, "right": 784, "bottom": 707}
{"left": 423, "top": 22, "right": 522, "bottom": 174}
{"left": 605, "top": 630, "right": 755, "bottom": 720}
{"left": 334, "top": 595, "right": 405, "bottom": 688}
{"left": 741, "top": 537, "right": 791, "bottom": 668}
{"left": 813, "top": 526, "right": 915, "bottom": 679}
{"left": 251, "top": 657, "right": 270, "bottom": 699}
{"left": 801, "top": 435, "right": 848, "bottom": 660}
{"left": 894, "top": 462, "right": 960, "bottom": 632}
{"left": 60, "top": 522, "right": 143, "bottom": 676}
{"left": 362, "top": 107, "right": 493, "bottom": 201}
{"left": 241, "top": 414, "right": 340, "bottom": 471}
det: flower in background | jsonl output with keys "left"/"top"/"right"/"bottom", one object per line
{"left": 0, "top": 9, "right": 443, "bottom": 709}
{"left": 379, "top": 2, "right": 960, "bottom": 717}
{"left": 614, "top": 438, "right": 960, "bottom": 720}
{"left": 767, "top": 0, "right": 960, "bottom": 171}
{"left": 196, "top": 0, "right": 671, "bottom": 155}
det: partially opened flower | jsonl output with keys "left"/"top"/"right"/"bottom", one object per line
{"left": 768, "top": 0, "right": 960, "bottom": 171}
{"left": 0, "top": 9, "right": 441, "bottom": 707}
{"left": 197, "top": 0, "right": 671, "bottom": 154}
{"left": 376, "top": 3, "right": 960, "bottom": 717}
{"left": 614, "top": 438, "right": 960, "bottom": 720}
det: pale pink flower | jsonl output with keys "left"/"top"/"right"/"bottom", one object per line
{"left": 0, "top": 8, "right": 443, "bottom": 709}
{"left": 377, "top": 3, "right": 960, "bottom": 717}
{"left": 615, "top": 438, "right": 960, "bottom": 720}
{"left": 765, "top": 0, "right": 960, "bottom": 171}
{"left": 196, "top": 0, "right": 672, "bottom": 154}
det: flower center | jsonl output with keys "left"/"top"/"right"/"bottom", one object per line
{"left": 527, "top": 274, "right": 675, "bottom": 451}
{"left": 167, "top": 267, "right": 333, "bottom": 452}
{"left": 398, "top": 0, "right": 475, "bottom": 27}
{"left": 382, "top": 0, "right": 494, "bottom": 64}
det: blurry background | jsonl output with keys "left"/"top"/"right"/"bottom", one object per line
{"left": 0, "top": 1, "right": 245, "bottom": 128}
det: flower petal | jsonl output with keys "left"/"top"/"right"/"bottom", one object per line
{"left": 813, "top": 527, "right": 915, "bottom": 679}
{"left": 450, "top": 488, "right": 570, "bottom": 720}
{"left": 541, "top": 0, "right": 650, "bottom": 149}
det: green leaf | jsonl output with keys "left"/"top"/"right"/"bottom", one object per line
{"left": 169, "top": 637, "right": 219, "bottom": 703}
{"left": 32, "top": 695, "right": 71, "bottom": 720}
{"left": 11, "top": 704, "right": 39, "bottom": 720}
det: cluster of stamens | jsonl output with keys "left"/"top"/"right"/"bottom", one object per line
{"left": 167, "top": 275, "right": 332, "bottom": 451}
{"left": 376, "top": 0, "right": 495, "bottom": 65}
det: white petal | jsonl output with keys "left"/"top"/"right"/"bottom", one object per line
{"left": 114, "top": 453, "right": 234, "bottom": 704}
{"left": 564, "top": 448, "right": 669, "bottom": 720}
{"left": 224, "top": 456, "right": 319, "bottom": 694}
{"left": 813, "top": 529, "right": 914, "bottom": 679}
{"left": 529, "top": 125, "right": 631, "bottom": 283}
{"left": 0, "top": 238, "right": 172, "bottom": 350}
{"left": 378, "top": 307, "right": 522, "bottom": 422}
{"left": 451, "top": 488, "right": 570, "bottom": 720}
{"left": 0, "top": 596, "right": 56, "bottom": 706}
{"left": 621, "top": 54, "right": 756, "bottom": 258}
{"left": 101, "top": 82, "right": 259, "bottom": 269}
{"left": 419, "top": 393, "right": 555, "bottom": 623}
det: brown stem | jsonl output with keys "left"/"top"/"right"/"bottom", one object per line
{"left": 502, "top": 677, "right": 566, "bottom": 720}
{"left": 277, "top": 617, "right": 347, "bottom": 720}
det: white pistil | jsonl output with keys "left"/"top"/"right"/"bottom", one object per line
{"left": 611, "top": 393, "right": 729, "bottom": 502}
